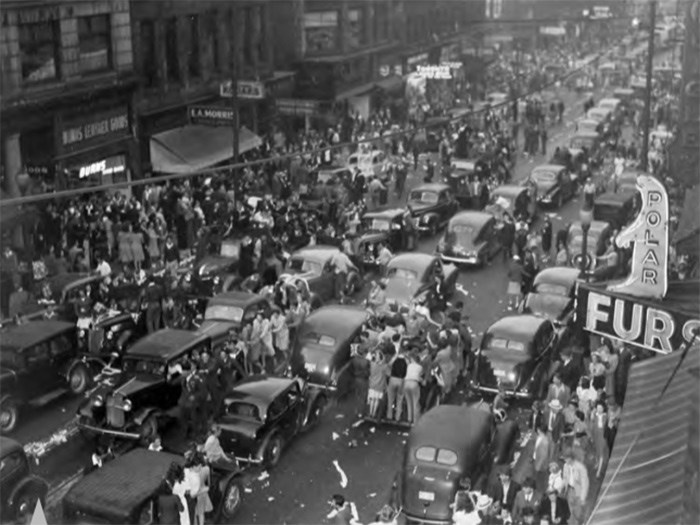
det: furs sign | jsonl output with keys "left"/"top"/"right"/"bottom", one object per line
{"left": 576, "top": 285, "right": 700, "bottom": 354}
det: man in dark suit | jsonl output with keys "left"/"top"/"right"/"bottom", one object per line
{"left": 539, "top": 488, "right": 570, "bottom": 524}
{"left": 557, "top": 348, "right": 582, "bottom": 396}
{"left": 512, "top": 478, "right": 541, "bottom": 523}
{"left": 543, "top": 399, "right": 566, "bottom": 445}
{"left": 489, "top": 467, "right": 520, "bottom": 513}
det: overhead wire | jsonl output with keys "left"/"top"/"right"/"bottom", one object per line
{"left": 0, "top": 38, "right": 631, "bottom": 207}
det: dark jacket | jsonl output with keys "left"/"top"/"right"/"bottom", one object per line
{"left": 539, "top": 495, "right": 570, "bottom": 524}
{"left": 490, "top": 480, "right": 521, "bottom": 512}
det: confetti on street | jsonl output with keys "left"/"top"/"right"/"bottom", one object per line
{"left": 333, "top": 460, "right": 349, "bottom": 488}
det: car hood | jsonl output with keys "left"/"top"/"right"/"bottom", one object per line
{"left": 197, "top": 255, "right": 235, "bottom": 275}
{"left": 111, "top": 374, "right": 162, "bottom": 398}
{"left": 197, "top": 319, "right": 239, "bottom": 339}
{"left": 408, "top": 202, "right": 435, "bottom": 215}
{"left": 385, "top": 278, "right": 423, "bottom": 305}
{"left": 524, "top": 293, "right": 571, "bottom": 321}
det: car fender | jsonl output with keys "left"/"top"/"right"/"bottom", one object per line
{"left": 7, "top": 475, "right": 48, "bottom": 513}
{"left": 421, "top": 212, "right": 439, "bottom": 225}
{"left": 132, "top": 407, "right": 159, "bottom": 426}
{"left": 302, "top": 390, "right": 326, "bottom": 427}
{"left": 254, "top": 428, "right": 279, "bottom": 462}
{"left": 221, "top": 273, "right": 241, "bottom": 292}
{"left": 67, "top": 356, "right": 106, "bottom": 382}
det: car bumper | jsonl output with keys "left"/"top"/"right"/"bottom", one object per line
{"left": 402, "top": 512, "right": 451, "bottom": 525}
{"left": 77, "top": 422, "right": 140, "bottom": 440}
{"left": 417, "top": 224, "right": 432, "bottom": 233}
{"left": 471, "top": 383, "right": 534, "bottom": 399}
{"left": 438, "top": 253, "right": 479, "bottom": 265}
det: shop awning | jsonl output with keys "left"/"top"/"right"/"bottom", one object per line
{"left": 586, "top": 348, "right": 700, "bottom": 525}
{"left": 150, "top": 125, "right": 262, "bottom": 174}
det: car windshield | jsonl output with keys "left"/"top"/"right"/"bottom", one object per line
{"left": 287, "top": 258, "right": 322, "bottom": 275}
{"left": 220, "top": 241, "right": 241, "bottom": 258}
{"left": 531, "top": 170, "right": 556, "bottom": 183}
{"left": 204, "top": 305, "right": 244, "bottom": 322}
{"left": 409, "top": 191, "right": 439, "bottom": 204}
{"left": 535, "top": 283, "right": 570, "bottom": 296}
{"left": 301, "top": 332, "right": 336, "bottom": 346}
{"left": 364, "top": 218, "right": 391, "bottom": 232}
{"left": 485, "top": 337, "right": 526, "bottom": 352}
{"left": 122, "top": 358, "right": 166, "bottom": 376}
{"left": 415, "top": 446, "right": 458, "bottom": 466}
{"left": 226, "top": 401, "right": 261, "bottom": 421}
{"left": 570, "top": 137, "right": 593, "bottom": 149}
{"left": 386, "top": 267, "right": 418, "bottom": 281}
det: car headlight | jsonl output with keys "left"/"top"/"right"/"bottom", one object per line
{"left": 321, "top": 365, "right": 330, "bottom": 375}
{"left": 79, "top": 329, "right": 86, "bottom": 338}
{"left": 92, "top": 395, "right": 104, "bottom": 407}
{"left": 198, "top": 265, "right": 207, "bottom": 276}
{"left": 122, "top": 399, "right": 132, "bottom": 411}
{"left": 507, "top": 371, "right": 517, "bottom": 382}
{"left": 106, "top": 330, "right": 114, "bottom": 340}
{"left": 213, "top": 276, "right": 221, "bottom": 285}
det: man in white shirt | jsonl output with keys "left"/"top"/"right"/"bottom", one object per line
{"left": 329, "top": 246, "right": 355, "bottom": 303}
{"left": 95, "top": 255, "right": 112, "bottom": 278}
{"left": 563, "top": 450, "right": 589, "bottom": 524}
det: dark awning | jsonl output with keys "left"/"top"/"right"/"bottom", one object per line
{"left": 587, "top": 348, "right": 700, "bottom": 525}
{"left": 150, "top": 125, "right": 262, "bottom": 174}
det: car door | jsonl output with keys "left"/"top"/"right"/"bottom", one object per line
{"left": 24, "top": 341, "right": 56, "bottom": 397}
{"left": 47, "top": 330, "right": 77, "bottom": 381}
{"left": 318, "top": 260, "right": 336, "bottom": 301}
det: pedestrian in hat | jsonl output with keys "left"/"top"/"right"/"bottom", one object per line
{"left": 506, "top": 255, "right": 523, "bottom": 310}
{"left": 543, "top": 399, "right": 565, "bottom": 445}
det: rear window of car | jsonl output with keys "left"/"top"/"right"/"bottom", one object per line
{"left": 227, "top": 401, "right": 261, "bottom": 420}
{"left": 535, "top": 283, "right": 569, "bottom": 296}
{"left": 415, "top": 446, "right": 458, "bottom": 466}
{"left": 220, "top": 241, "right": 240, "bottom": 258}
{"left": 486, "top": 338, "right": 526, "bottom": 352}
{"left": 386, "top": 268, "right": 418, "bottom": 281}
{"left": 302, "top": 332, "right": 336, "bottom": 346}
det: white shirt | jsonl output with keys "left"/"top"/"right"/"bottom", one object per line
{"left": 405, "top": 362, "right": 423, "bottom": 382}
{"left": 96, "top": 260, "right": 112, "bottom": 277}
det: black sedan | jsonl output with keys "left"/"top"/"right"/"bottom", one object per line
{"left": 217, "top": 376, "right": 326, "bottom": 468}
{"left": 528, "top": 164, "right": 575, "bottom": 209}
{"left": 473, "top": 315, "right": 560, "bottom": 399}
{"left": 406, "top": 183, "right": 459, "bottom": 236}
{"left": 522, "top": 267, "right": 580, "bottom": 344}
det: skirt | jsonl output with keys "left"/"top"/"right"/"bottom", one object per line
{"left": 507, "top": 281, "right": 521, "bottom": 295}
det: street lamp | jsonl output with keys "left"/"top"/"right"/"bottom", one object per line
{"left": 579, "top": 203, "right": 593, "bottom": 280}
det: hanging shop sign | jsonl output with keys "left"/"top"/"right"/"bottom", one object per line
{"left": 576, "top": 284, "right": 700, "bottom": 354}
{"left": 440, "top": 43, "right": 461, "bottom": 63}
{"left": 406, "top": 53, "right": 430, "bottom": 71}
{"left": 220, "top": 80, "right": 266, "bottom": 100}
{"left": 76, "top": 156, "right": 126, "bottom": 179}
{"left": 188, "top": 105, "right": 235, "bottom": 126}
{"left": 275, "top": 99, "right": 320, "bottom": 117}
{"left": 540, "top": 26, "right": 566, "bottom": 36}
{"left": 416, "top": 65, "right": 452, "bottom": 80}
{"left": 590, "top": 6, "right": 613, "bottom": 19}
{"left": 60, "top": 106, "right": 130, "bottom": 154}
{"left": 608, "top": 174, "right": 669, "bottom": 299}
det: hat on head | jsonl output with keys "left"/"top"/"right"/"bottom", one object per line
{"left": 475, "top": 493, "right": 493, "bottom": 512}
{"left": 549, "top": 399, "right": 563, "bottom": 411}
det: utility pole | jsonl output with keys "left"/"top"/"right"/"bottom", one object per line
{"left": 230, "top": 9, "right": 240, "bottom": 173}
{"left": 640, "top": 0, "right": 656, "bottom": 172}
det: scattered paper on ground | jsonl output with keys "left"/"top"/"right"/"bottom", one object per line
{"left": 333, "top": 460, "right": 349, "bottom": 488}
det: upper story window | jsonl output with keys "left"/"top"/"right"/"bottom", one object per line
{"left": 303, "top": 11, "right": 338, "bottom": 54}
{"left": 347, "top": 9, "right": 363, "bottom": 49}
{"left": 78, "top": 15, "right": 112, "bottom": 72}
{"left": 165, "top": 17, "right": 180, "bottom": 83}
{"left": 375, "top": 2, "right": 390, "bottom": 42}
{"left": 18, "top": 20, "right": 60, "bottom": 82}
{"left": 139, "top": 20, "right": 157, "bottom": 87}
{"left": 207, "top": 11, "right": 220, "bottom": 72}
{"left": 188, "top": 15, "right": 201, "bottom": 78}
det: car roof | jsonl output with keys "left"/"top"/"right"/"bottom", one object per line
{"left": 409, "top": 406, "right": 493, "bottom": 460}
{"left": 572, "top": 131, "right": 600, "bottom": 139}
{"left": 226, "top": 376, "right": 295, "bottom": 411}
{"left": 363, "top": 208, "right": 404, "bottom": 220}
{"left": 301, "top": 306, "right": 368, "bottom": 341}
{"left": 492, "top": 185, "right": 526, "bottom": 198}
{"left": 208, "top": 291, "right": 267, "bottom": 308}
{"left": 63, "top": 448, "right": 182, "bottom": 522}
{"left": 570, "top": 220, "right": 610, "bottom": 235}
{"left": 533, "top": 267, "right": 580, "bottom": 288}
{"left": 0, "top": 436, "right": 23, "bottom": 457}
{"left": 599, "top": 97, "right": 621, "bottom": 105}
{"left": 595, "top": 192, "right": 636, "bottom": 205}
{"left": 410, "top": 182, "right": 451, "bottom": 193}
{"left": 387, "top": 253, "right": 435, "bottom": 273}
{"left": 291, "top": 245, "right": 340, "bottom": 264}
{"left": 485, "top": 315, "right": 548, "bottom": 341}
{"left": 0, "top": 320, "right": 75, "bottom": 350}
{"left": 532, "top": 164, "right": 565, "bottom": 173}
{"left": 126, "top": 328, "right": 209, "bottom": 361}
{"left": 449, "top": 211, "right": 493, "bottom": 230}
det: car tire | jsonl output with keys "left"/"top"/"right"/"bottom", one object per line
{"left": 68, "top": 364, "right": 91, "bottom": 395}
{"left": 0, "top": 398, "right": 19, "bottom": 434}
{"left": 346, "top": 273, "right": 361, "bottom": 296}
{"left": 219, "top": 477, "right": 243, "bottom": 521}
{"left": 263, "top": 433, "right": 284, "bottom": 468}
{"left": 14, "top": 487, "right": 46, "bottom": 524}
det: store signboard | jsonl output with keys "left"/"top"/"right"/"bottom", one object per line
{"left": 275, "top": 99, "right": 319, "bottom": 117}
{"left": 188, "top": 105, "right": 235, "bottom": 126}
{"left": 407, "top": 53, "right": 429, "bottom": 68}
{"left": 61, "top": 107, "right": 130, "bottom": 154}
{"left": 220, "top": 80, "right": 266, "bottom": 100}
{"left": 77, "top": 156, "right": 125, "bottom": 179}
{"left": 416, "top": 65, "right": 452, "bottom": 80}
{"left": 540, "top": 26, "right": 566, "bottom": 36}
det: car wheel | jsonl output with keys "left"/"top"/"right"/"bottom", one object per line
{"left": 137, "top": 502, "right": 154, "bottom": 525}
{"left": 346, "top": 273, "right": 360, "bottom": 295}
{"left": 263, "top": 433, "right": 284, "bottom": 468}
{"left": 69, "top": 364, "right": 91, "bottom": 395}
{"left": 220, "top": 477, "right": 243, "bottom": 520}
{"left": 138, "top": 415, "right": 158, "bottom": 445}
{"left": 14, "top": 488, "right": 45, "bottom": 524}
{"left": 0, "top": 398, "right": 19, "bottom": 433}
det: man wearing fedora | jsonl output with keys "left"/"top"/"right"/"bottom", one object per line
{"left": 543, "top": 398, "right": 566, "bottom": 445}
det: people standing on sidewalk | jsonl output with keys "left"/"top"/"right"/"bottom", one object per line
{"left": 562, "top": 449, "right": 589, "bottom": 525}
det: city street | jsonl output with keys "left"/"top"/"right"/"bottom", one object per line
{"left": 33, "top": 85, "right": 600, "bottom": 522}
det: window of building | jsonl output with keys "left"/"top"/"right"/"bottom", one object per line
{"left": 188, "top": 15, "right": 201, "bottom": 78}
{"left": 257, "top": 6, "right": 267, "bottom": 64}
{"left": 347, "top": 8, "right": 363, "bottom": 49}
{"left": 165, "top": 17, "right": 180, "bottom": 83}
{"left": 78, "top": 15, "right": 111, "bottom": 72}
{"left": 208, "top": 11, "right": 220, "bottom": 72}
{"left": 18, "top": 20, "right": 60, "bottom": 82}
{"left": 243, "top": 7, "right": 253, "bottom": 66}
{"left": 375, "top": 2, "right": 389, "bottom": 42}
{"left": 303, "top": 11, "right": 339, "bottom": 54}
{"left": 140, "top": 20, "right": 157, "bottom": 87}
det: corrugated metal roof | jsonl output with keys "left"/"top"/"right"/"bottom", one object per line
{"left": 588, "top": 349, "right": 700, "bottom": 525}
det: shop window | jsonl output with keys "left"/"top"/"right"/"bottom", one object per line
{"left": 78, "top": 15, "right": 112, "bottom": 72}
{"left": 165, "top": 17, "right": 180, "bottom": 83}
{"left": 140, "top": 20, "right": 157, "bottom": 87}
{"left": 18, "top": 20, "right": 60, "bottom": 82}
{"left": 188, "top": 15, "right": 201, "bottom": 78}
{"left": 303, "top": 11, "right": 339, "bottom": 54}
{"left": 347, "top": 9, "right": 363, "bottom": 49}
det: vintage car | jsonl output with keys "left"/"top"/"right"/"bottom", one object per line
{"left": 290, "top": 306, "right": 368, "bottom": 392}
{"left": 566, "top": 220, "right": 614, "bottom": 272}
{"left": 347, "top": 149, "right": 389, "bottom": 182}
{"left": 597, "top": 97, "right": 622, "bottom": 115}
{"left": 586, "top": 106, "right": 613, "bottom": 127}
{"left": 392, "top": 405, "right": 518, "bottom": 524}
{"left": 302, "top": 165, "right": 352, "bottom": 210}
{"left": 575, "top": 117, "right": 604, "bottom": 136}
{"left": 384, "top": 253, "right": 458, "bottom": 308}
{"left": 474, "top": 315, "right": 560, "bottom": 399}
{"left": 358, "top": 209, "right": 417, "bottom": 253}
{"left": 407, "top": 183, "right": 459, "bottom": 236}
{"left": 436, "top": 211, "right": 501, "bottom": 266}
{"left": 612, "top": 88, "right": 635, "bottom": 106}
{"left": 197, "top": 292, "right": 273, "bottom": 349}
{"left": 593, "top": 192, "right": 640, "bottom": 230}
{"left": 528, "top": 164, "right": 575, "bottom": 209}
{"left": 569, "top": 131, "right": 603, "bottom": 166}
{"left": 486, "top": 185, "right": 537, "bottom": 225}
{"left": 62, "top": 448, "right": 244, "bottom": 524}
{"left": 617, "top": 169, "right": 642, "bottom": 194}
{"left": 281, "top": 246, "right": 362, "bottom": 306}
{"left": 522, "top": 267, "right": 580, "bottom": 344}
{"left": 0, "top": 437, "right": 48, "bottom": 523}
{"left": 448, "top": 158, "right": 490, "bottom": 209}
{"left": 0, "top": 320, "right": 78, "bottom": 433}
{"left": 217, "top": 376, "right": 326, "bottom": 468}
{"left": 77, "top": 329, "right": 212, "bottom": 442}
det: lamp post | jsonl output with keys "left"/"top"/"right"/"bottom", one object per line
{"left": 579, "top": 204, "right": 593, "bottom": 281}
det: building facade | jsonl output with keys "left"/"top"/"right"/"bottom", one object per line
{"left": 1, "top": 0, "right": 136, "bottom": 199}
